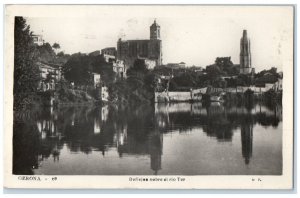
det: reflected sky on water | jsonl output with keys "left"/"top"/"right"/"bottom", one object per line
{"left": 13, "top": 102, "right": 282, "bottom": 175}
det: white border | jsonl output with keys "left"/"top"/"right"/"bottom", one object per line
{"left": 2, "top": 3, "right": 295, "bottom": 191}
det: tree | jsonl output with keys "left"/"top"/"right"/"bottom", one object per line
{"left": 215, "top": 57, "right": 233, "bottom": 68}
{"left": 144, "top": 73, "right": 158, "bottom": 92}
{"left": 90, "top": 54, "right": 115, "bottom": 84}
{"left": 212, "top": 78, "right": 227, "bottom": 88}
{"left": 225, "top": 77, "right": 238, "bottom": 87}
{"left": 52, "top": 43, "right": 60, "bottom": 50}
{"left": 255, "top": 67, "right": 280, "bottom": 79}
{"left": 127, "top": 59, "right": 149, "bottom": 75}
{"left": 14, "top": 17, "right": 40, "bottom": 110}
{"left": 62, "top": 54, "right": 93, "bottom": 86}
{"left": 206, "top": 65, "right": 223, "bottom": 78}
{"left": 36, "top": 43, "right": 70, "bottom": 65}
{"left": 172, "top": 72, "right": 197, "bottom": 88}
{"left": 36, "top": 42, "right": 56, "bottom": 63}
{"left": 168, "top": 80, "right": 178, "bottom": 91}
{"left": 206, "top": 57, "right": 239, "bottom": 77}
{"left": 52, "top": 42, "right": 61, "bottom": 55}
{"left": 62, "top": 53, "right": 115, "bottom": 86}
{"left": 57, "top": 51, "right": 65, "bottom": 57}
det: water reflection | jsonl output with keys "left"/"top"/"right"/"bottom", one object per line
{"left": 241, "top": 121, "right": 253, "bottom": 165}
{"left": 13, "top": 102, "right": 282, "bottom": 175}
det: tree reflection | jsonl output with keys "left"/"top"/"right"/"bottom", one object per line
{"left": 13, "top": 122, "right": 40, "bottom": 175}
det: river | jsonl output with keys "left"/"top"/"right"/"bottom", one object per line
{"left": 13, "top": 102, "right": 282, "bottom": 175}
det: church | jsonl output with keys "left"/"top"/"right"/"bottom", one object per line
{"left": 117, "top": 20, "right": 162, "bottom": 70}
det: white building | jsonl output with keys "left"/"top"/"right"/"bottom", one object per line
{"left": 113, "top": 60, "right": 126, "bottom": 78}
{"left": 37, "top": 62, "right": 62, "bottom": 91}
{"left": 101, "top": 85, "right": 109, "bottom": 102}
{"left": 166, "top": 62, "right": 186, "bottom": 68}
{"left": 101, "top": 47, "right": 116, "bottom": 63}
{"left": 274, "top": 78, "right": 283, "bottom": 91}
{"left": 92, "top": 72, "right": 101, "bottom": 88}
{"left": 32, "top": 34, "right": 44, "bottom": 46}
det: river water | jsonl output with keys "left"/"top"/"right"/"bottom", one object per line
{"left": 13, "top": 102, "right": 282, "bottom": 175}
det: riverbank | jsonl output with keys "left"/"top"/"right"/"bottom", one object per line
{"left": 108, "top": 79, "right": 154, "bottom": 106}
{"left": 154, "top": 89, "right": 282, "bottom": 105}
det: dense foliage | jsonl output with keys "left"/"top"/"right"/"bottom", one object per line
{"left": 62, "top": 53, "right": 115, "bottom": 86}
{"left": 109, "top": 59, "right": 157, "bottom": 105}
{"left": 151, "top": 57, "right": 281, "bottom": 91}
{"left": 36, "top": 42, "right": 70, "bottom": 65}
{"left": 14, "top": 17, "right": 40, "bottom": 110}
{"left": 52, "top": 43, "right": 60, "bottom": 50}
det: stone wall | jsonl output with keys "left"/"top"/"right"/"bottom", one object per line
{"left": 155, "top": 91, "right": 191, "bottom": 103}
{"left": 168, "top": 92, "right": 191, "bottom": 102}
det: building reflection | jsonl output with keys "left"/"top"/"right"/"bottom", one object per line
{"left": 241, "top": 122, "right": 253, "bottom": 165}
{"left": 154, "top": 102, "right": 281, "bottom": 165}
{"left": 149, "top": 132, "right": 163, "bottom": 174}
{"left": 114, "top": 105, "right": 163, "bottom": 174}
{"left": 115, "top": 123, "right": 128, "bottom": 154}
{"left": 94, "top": 118, "right": 101, "bottom": 134}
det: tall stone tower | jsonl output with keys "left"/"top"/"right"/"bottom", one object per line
{"left": 240, "top": 30, "right": 252, "bottom": 74}
{"left": 150, "top": 19, "right": 160, "bottom": 40}
{"left": 149, "top": 19, "right": 162, "bottom": 65}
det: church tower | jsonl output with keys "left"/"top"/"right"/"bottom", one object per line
{"left": 149, "top": 19, "right": 162, "bottom": 66}
{"left": 240, "top": 30, "right": 252, "bottom": 74}
{"left": 150, "top": 19, "right": 160, "bottom": 40}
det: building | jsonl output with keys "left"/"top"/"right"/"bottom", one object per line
{"left": 101, "top": 47, "right": 117, "bottom": 63}
{"left": 166, "top": 62, "right": 186, "bottom": 68}
{"left": 101, "top": 85, "right": 109, "bottom": 102}
{"left": 240, "top": 30, "right": 252, "bottom": 74}
{"left": 32, "top": 34, "right": 44, "bottom": 46}
{"left": 92, "top": 72, "right": 101, "bottom": 88}
{"left": 268, "top": 78, "right": 283, "bottom": 92}
{"left": 191, "top": 66, "right": 204, "bottom": 72}
{"left": 113, "top": 60, "right": 126, "bottom": 78}
{"left": 117, "top": 20, "right": 162, "bottom": 70}
{"left": 278, "top": 71, "right": 283, "bottom": 78}
{"left": 37, "top": 62, "right": 62, "bottom": 91}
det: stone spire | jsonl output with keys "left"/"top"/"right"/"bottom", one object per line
{"left": 240, "top": 30, "right": 252, "bottom": 74}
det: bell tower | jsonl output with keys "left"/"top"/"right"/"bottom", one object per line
{"left": 150, "top": 19, "right": 160, "bottom": 40}
{"left": 240, "top": 30, "right": 252, "bottom": 74}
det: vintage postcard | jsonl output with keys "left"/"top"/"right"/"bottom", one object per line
{"left": 4, "top": 5, "right": 294, "bottom": 189}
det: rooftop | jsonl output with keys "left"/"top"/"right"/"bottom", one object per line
{"left": 37, "top": 61, "right": 62, "bottom": 69}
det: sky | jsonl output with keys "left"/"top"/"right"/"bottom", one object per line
{"left": 25, "top": 5, "right": 293, "bottom": 72}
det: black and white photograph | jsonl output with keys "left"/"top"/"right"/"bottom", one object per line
{"left": 4, "top": 5, "right": 294, "bottom": 189}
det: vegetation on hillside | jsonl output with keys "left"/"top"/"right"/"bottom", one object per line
{"left": 14, "top": 17, "right": 40, "bottom": 110}
{"left": 36, "top": 42, "right": 70, "bottom": 65}
{"left": 109, "top": 59, "right": 157, "bottom": 105}
{"left": 152, "top": 57, "right": 282, "bottom": 91}
{"left": 62, "top": 53, "right": 115, "bottom": 87}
